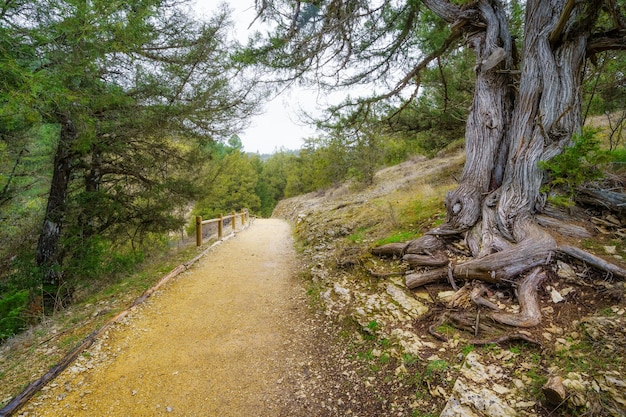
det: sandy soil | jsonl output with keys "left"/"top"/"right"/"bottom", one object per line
{"left": 23, "top": 219, "right": 312, "bottom": 417}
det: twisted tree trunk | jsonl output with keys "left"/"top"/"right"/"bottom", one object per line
{"left": 380, "top": 0, "right": 626, "bottom": 328}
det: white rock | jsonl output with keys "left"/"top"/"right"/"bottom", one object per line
{"left": 333, "top": 282, "right": 350, "bottom": 299}
{"left": 604, "top": 246, "right": 617, "bottom": 255}
{"left": 439, "top": 379, "right": 516, "bottom": 417}
{"left": 439, "top": 352, "right": 516, "bottom": 417}
{"left": 438, "top": 290, "right": 457, "bottom": 300}
{"left": 556, "top": 261, "right": 577, "bottom": 280}
{"left": 385, "top": 283, "right": 428, "bottom": 317}
{"left": 549, "top": 288, "right": 564, "bottom": 303}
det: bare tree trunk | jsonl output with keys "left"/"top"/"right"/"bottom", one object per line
{"left": 36, "top": 115, "right": 77, "bottom": 312}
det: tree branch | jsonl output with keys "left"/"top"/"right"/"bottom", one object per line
{"left": 421, "top": 0, "right": 460, "bottom": 23}
{"left": 587, "top": 29, "right": 626, "bottom": 54}
{"left": 549, "top": 0, "right": 576, "bottom": 46}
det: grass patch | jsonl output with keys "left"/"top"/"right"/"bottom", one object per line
{"left": 375, "top": 230, "right": 422, "bottom": 246}
{"left": 401, "top": 198, "right": 447, "bottom": 231}
{"left": 347, "top": 226, "right": 371, "bottom": 243}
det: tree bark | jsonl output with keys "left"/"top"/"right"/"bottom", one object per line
{"left": 35, "top": 114, "right": 77, "bottom": 312}
{"left": 397, "top": 1, "right": 616, "bottom": 310}
{"left": 442, "top": 0, "right": 514, "bottom": 233}
{"left": 434, "top": 0, "right": 596, "bottom": 282}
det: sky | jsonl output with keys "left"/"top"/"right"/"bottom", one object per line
{"left": 192, "top": 0, "right": 322, "bottom": 154}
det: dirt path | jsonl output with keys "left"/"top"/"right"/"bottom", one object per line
{"left": 24, "top": 219, "right": 313, "bottom": 416}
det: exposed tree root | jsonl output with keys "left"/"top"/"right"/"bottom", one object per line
{"left": 470, "top": 333, "right": 542, "bottom": 347}
{"left": 428, "top": 311, "right": 542, "bottom": 346}
{"left": 536, "top": 214, "right": 592, "bottom": 238}
{"left": 447, "top": 263, "right": 459, "bottom": 291}
{"left": 371, "top": 242, "right": 409, "bottom": 257}
{"left": 448, "top": 312, "right": 501, "bottom": 335}
{"left": 405, "top": 230, "right": 555, "bottom": 289}
{"left": 377, "top": 206, "right": 626, "bottom": 340}
{"left": 372, "top": 234, "right": 445, "bottom": 258}
{"left": 487, "top": 267, "right": 546, "bottom": 327}
{"left": 470, "top": 283, "right": 500, "bottom": 310}
{"left": 558, "top": 245, "right": 626, "bottom": 280}
{"left": 406, "top": 268, "right": 449, "bottom": 288}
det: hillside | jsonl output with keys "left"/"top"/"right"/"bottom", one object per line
{"left": 273, "top": 149, "right": 626, "bottom": 417}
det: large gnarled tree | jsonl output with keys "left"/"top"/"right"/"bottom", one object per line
{"left": 251, "top": 0, "right": 626, "bottom": 330}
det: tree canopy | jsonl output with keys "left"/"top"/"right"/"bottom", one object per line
{"left": 0, "top": 0, "right": 260, "bottom": 311}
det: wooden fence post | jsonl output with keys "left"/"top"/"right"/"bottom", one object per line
{"left": 218, "top": 214, "right": 223, "bottom": 239}
{"left": 241, "top": 210, "right": 245, "bottom": 225}
{"left": 232, "top": 210, "right": 236, "bottom": 231}
{"left": 195, "top": 216, "right": 202, "bottom": 247}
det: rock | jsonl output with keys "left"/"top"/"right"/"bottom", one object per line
{"left": 556, "top": 261, "right": 577, "bottom": 280}
{"left": 439, "top": 379, "right": 516, "bottom": 417}
{"left": 548, "top": 287, "right": 564, "bottom": 303}
{"left": 333, "top": 282, "right": 351, "bottom": 300}
{"left": 439, "top": 352, "right": 516, "bottom": 417}
{"left": 581, "top": 314, "right": 626, "bottom": 346}
{"left": 438, "top": 291, "right": 457, "bottom": 300}
{"left": 604, "top": 246, "right": 617, "bottom": 255}
{"left": 385, "top": 283, "right": 428, "bottom": 317}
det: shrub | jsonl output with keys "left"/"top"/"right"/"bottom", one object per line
{"left": 0, "top": 289, "right": 29, "bottom": 341}
{"left": 539, "top": 129, "right": 608, "bottom": 206}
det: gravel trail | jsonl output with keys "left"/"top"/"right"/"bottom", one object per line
{"left": 25, "top": 219, "right": 312, "bottom": 416}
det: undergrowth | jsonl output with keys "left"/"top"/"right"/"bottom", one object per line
{"left": 540, "top": 128, "right": 623, "bottom": 207}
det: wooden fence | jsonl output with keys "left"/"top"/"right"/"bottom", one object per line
{"left": 195, "top": 209, "right": 250, "bottom": 246}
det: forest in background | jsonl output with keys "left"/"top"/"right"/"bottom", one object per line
{"left": 1, "top": 0, "right": 625, "bottom": 342}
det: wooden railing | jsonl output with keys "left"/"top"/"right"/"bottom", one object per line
{"left": 195, "top": 209, "right": 250, "bottom": 246}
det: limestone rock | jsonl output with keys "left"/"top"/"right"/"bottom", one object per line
{"left": 439, "top": 352, "right": 516, "bottom": 417}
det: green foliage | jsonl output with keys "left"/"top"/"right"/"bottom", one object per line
{"left": 347, "top": 227, "right": 371, "bottom": 244}
{"left": 1, "top": 0, "right": 260, "bottom": 318}
{"left": 374, "top": 231, "right": 422, "bottom": 247}
{"left": 425, "top": 359, "right": 449, "bottom": 377}
{"left": 403, "top": 198, "right": 447, "bottom": 230}
{"left": 61, "top": 235, "right": 147, "bottom": 286}
{"left": 191, "top": 145, "right": 262, "bottom": 226}
{"left": 584, "top": 53, "right": 626, "bottom": 117}
{"left": 607, "top": 147, "right": 626, "bottom": 170}
{"left": 539, "top": 129, "right": 608, "bottom": 206}
{"left": 256, "top": 151, "right": 295, "bottom": 216}
{"left": 0, "top": 289, "right": 29, "bottom": 341}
